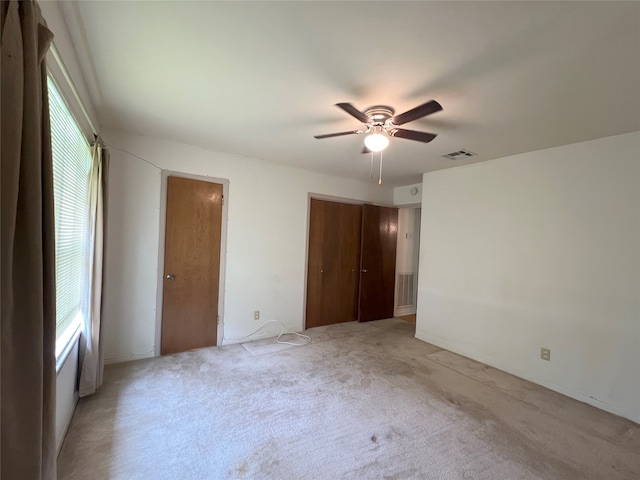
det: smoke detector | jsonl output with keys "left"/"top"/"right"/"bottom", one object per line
{"left": 441, "top": 149, "right": 477, "bottom": 160}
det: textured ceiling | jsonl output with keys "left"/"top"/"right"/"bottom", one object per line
{"left": 60, "top": 1, "right": 640, "bottom": 186}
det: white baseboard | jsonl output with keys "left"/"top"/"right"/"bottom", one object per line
{"left": 222, "top": 329, "right": 285, "bottom": 346}
{"left": 395, "top": 306, "right": 416, "bottom": 317}
{"left": 104, "top": 350, "right": 155, "bottom": 365}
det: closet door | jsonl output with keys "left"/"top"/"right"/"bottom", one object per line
{"left": 359, "top": 205, "right": 398, "bottom": 322}
{"left": 306, "top": 199, "right": 362, "bottom": 328}
{"left": 336, "top": 202, "right": 363, "bottom": 323}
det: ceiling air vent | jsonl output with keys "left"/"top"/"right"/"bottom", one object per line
{"left": 441, "top": 149, "right": 477, "bottom": 160}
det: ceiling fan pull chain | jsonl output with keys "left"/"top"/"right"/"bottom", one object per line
{"left": 370, "top": 152, "right": 374, "bottom": 179}
{"left": 378, "top": 151, "right": 383, "bottom": 185}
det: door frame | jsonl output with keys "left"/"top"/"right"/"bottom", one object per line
{"left": 154, "top": 170, "right": 230, "bottom": 355}
{"left": 394, "top": 206, "right": 422, "bottom": 317}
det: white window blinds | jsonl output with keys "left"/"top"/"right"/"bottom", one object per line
{"left": 48, "top": 77, "right": 92, "bottom": 340}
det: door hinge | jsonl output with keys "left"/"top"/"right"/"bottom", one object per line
{"left": 217, "top": 315, "right": 220, "bottom": 324}
{"left": 221, "top": 195, "right": 224, "bottom": 206}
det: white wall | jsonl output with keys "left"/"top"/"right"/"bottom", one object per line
{"left": 102, "top": 129, "right": 393, "bottom": 363}
{"left": 416, "top": 132, "right": 640, "bottom": 422}
{"left": 395, "top": 208, "right": 421, "bottom": 316}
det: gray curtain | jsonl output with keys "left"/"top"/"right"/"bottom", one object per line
{"left": 79, "top": 139, "right": 109, "bottom": 397}
{"left": 1, "top": 1, "right": 57, "bottom": 479}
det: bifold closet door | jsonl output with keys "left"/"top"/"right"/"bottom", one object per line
{"left": 359, "top": 204, "right": 398, "bottom": 322}
{"left": 306, "top": 199, "right": 362, "bottom": 328}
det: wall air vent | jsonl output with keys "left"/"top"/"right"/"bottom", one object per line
{"left": 397, "top": 273, "right": 416, "bottom": 308}
{"left": 441, "top": 149, "right": 477, "bottom": 160}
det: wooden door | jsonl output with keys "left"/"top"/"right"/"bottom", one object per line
{"left": 306, "top": 199, "right": 362, "bottom": 328}
{"left": 359, "top": 204, "right": 398, "bottom": 322}
{"left": 161, "top": 176, "right": 223, "bottom": 355}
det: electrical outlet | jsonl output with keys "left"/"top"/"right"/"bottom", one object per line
{"left": 541, "top": 347, "right": 551, "bottom": 361}
{"left": 254, "top": 310, "right": 260, "bottom": 320}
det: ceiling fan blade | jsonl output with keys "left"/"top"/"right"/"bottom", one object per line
{"left": 390, "top": 128, "right": 437, "bottom": 143}
{"left": 392, "top": 100, "right": 442, "bottom": 125}
{"left": 314, "top": 130, "right": 361, "bottom": 139}
{"left": 335, "top": 103, "right": 370, "bottom": 123}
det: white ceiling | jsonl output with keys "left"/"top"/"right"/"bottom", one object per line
{"left": 60, "top": 1, "right": 640, "bottom": 186}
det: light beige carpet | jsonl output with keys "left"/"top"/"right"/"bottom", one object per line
{"left": 58, "top": 319, "right": 639, "bottom": 480}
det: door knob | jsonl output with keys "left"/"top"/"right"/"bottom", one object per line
{"left": 166, "top": 274, "right": 175, "bottom": 280}
{"left": 361, "top": 269, "right": 368, "bottom": 273}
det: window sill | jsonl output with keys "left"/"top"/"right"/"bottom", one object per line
{"left": 56, "top": 314, "right": 82, "bottom": 374}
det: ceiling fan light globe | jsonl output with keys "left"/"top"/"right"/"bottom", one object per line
{"left": 364, "top": 133, "right": 389, "bottom": 152}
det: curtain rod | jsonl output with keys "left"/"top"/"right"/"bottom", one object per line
{"left": 49, "top": 43, "right": 98, "bottom": 136}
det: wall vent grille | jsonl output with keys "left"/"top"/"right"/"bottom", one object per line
{"left": 441, "top": 149, "right": 477, "bottom": 160}
{"left": 397, "top": 272, "right": 416, "bottom": 307}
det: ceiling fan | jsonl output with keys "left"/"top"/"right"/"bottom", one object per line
{"left": 314, "top": 100, "right": 442, "bottom": 153}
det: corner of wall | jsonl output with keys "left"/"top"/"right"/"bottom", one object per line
{"left": 393, "top": 182, "right": 422, "bottom": 206}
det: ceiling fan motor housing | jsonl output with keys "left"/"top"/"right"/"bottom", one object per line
{"left": 363, "top": 105, "right": 395, "bottom": 123}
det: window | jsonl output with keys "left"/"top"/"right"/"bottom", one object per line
{"left": 48, "top": 77, "right": 92, "bottom": 358}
